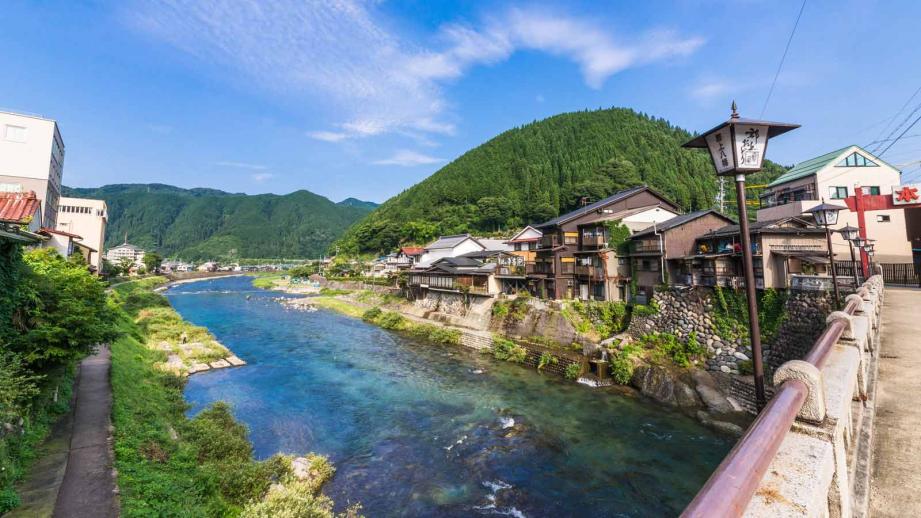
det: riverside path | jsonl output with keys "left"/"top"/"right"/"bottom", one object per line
{"left": 870, "top": 287, "right": 921, "bottom": 517}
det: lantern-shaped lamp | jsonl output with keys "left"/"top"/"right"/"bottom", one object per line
{"left": 682, "top": 101, "right": 800, "bottom": 175}
{"left": 805, "top": 202, "right": 846, "bottom": 227}
{"left": 839, "top": 225, "right": 860, "bottom": 241}
{"left": 853, "top": 235, "right": 867, "bottom": 248}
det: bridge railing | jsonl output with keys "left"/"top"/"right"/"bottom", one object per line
{"left": 683, "top": 275, "right": 885, "bottom": 518}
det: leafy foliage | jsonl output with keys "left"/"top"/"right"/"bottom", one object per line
{"left": 62, "top": 184, "right": 376, "bottom": 260}
{"left": 564, "top": 363, "right": 582, "bottom": 380}
{"left": 492, "top": 337, "right": 527, "bottom": 363}
{"left": 638, "top": 332, "right": 706, "bottom": 368}
{"left": 711, "top": 287, "right": 788, "bottom": 343}
{"left": 567, "top": 300, "right": 629, "bottom": 337}
{"left": 336, "top": 107, "right": 786, "bottom": 254}
{"left": 609, "top": 343, "right": 642, "bottom": 385}
{"left": 537, "top": 352, "right": 558, "bottom": 371}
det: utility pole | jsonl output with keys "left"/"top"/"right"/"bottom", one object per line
{"left": 718, "top": 177, "right": 726, "bottom": 213}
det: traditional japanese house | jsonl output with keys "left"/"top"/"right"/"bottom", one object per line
{"left": 688, "top": 217, "right": 829, "bottom": 289}
{"left": 416, "top": 234, "right": 486, "bottom": 267}
{"left": 530, "top": 185, "right": 681, "bottom": 300}
{"left": 460, "top": 249, "right": 527, "bottom": 294}
{"left": 406, "top": 256, "right": 498, "bottom": 297}
{"left": 628, "top": 209, "right": 735, "bottom": 298}
{"left": 507, "top": 226, "right": 542, "bottom": 263}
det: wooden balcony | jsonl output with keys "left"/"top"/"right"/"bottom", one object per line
{"left": 575, "top": 265, "right": 604, "bottom": 277}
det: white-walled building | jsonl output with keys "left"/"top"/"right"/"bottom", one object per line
{"left": 758, "top": 145, "right": 912, "bottom": 263}
{"left": 56, "top": 197, "right": 107, "bottom": 273}
{"left": 0, "top": 111, "right": 65, "bottom": 227}
{"left": 106, "top": 242, "right": 145, "bottom": 266}
{"left": 416, "top": 234, "right": 487, "bottom": 267}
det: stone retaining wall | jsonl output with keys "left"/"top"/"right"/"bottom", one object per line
{"left": 765, "top": 290, "right": 834, "bottom": 374}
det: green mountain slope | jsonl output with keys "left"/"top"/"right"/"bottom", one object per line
{"left": 337, "top": 107, "right": 786, "bottom": 254}
{"left": 62, "top": 184, "right": 375, "bottom": 260}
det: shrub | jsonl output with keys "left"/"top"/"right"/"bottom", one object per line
{"left": 639, "top": 332, "right": 705, "bottom": 368}
{"left": 631, "top": 301, "right": 659, "bottom": 318}
{"left": 361, "top": 307, "right": 382, "bottom": 322}
{"left": 187, "top": 402, "right": 253, "bottom": 464}
{"left": 564, "top": 363, "right": 582, "bottom": 380}
{"left": 537, "top": 352, "right": 558, "bottom": 371}
{"left": 376, "top": 311, "right": 406, "bottom": 330}
{"left": 492, "top": 337, "right": 527, "bottom": 363}
{"left": 609, "top": 343, "right": 642, "bottom": 385}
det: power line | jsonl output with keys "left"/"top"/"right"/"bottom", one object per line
{"left": 870, "top": 96, "right": 921, "bottom": 155}
{"left": 878, "top": 111, "right": 921, "bottom": 157}
{"left": 868, "top": 84, "right": 921, "bottom": 153}
{"left": 761, "top": 0, "right": 807, "bottom": 118}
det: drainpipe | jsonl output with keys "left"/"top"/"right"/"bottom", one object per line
{"left": 653, "top": 222, "right": 665, "bottom": 284}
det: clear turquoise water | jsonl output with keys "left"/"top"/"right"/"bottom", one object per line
{"left": 169, "top": 277, "right": 731, "bottom": 517}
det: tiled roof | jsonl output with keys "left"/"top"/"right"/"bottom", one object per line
{"left": 424, "top": 234, "right": 482, "bottom": 250}
{"left": 0, "top": 191, "right": 41, "bottom": 225}
{"left": 768, "top": 146, "right": 852, "bottom": 187}
{"left": 400, "top": 246, "right": 424, "bottom": 255}
{"left": 535, "top": 185, "right": 679, "bottom": 229}
{"left": 701, "top": 217, "right": 824, "bottom": 238}
{"left": 631, "top": 210, "right": 734, "bottom": 238}
{"left": 478, "top": 238, "right": 512, "bottom": 252}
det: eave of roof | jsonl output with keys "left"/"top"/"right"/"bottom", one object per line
{"left": 768, "top": 146, "right": 853, "bottom": 187}
{"left": 631, "top": 209, "right": 734, "bottom": 238}
{"left": 535, "top": 185, "right": 680, "bottom": 229}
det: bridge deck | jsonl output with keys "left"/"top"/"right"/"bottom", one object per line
{"left": 870, "top": 287, "right": 921, "bottom": 517}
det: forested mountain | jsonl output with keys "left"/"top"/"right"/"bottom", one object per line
{"left": 336, "top": 108, "right": 787, "bottom": 254}
{"left": 62, "top": 184, "right": 375, "bottom": 260}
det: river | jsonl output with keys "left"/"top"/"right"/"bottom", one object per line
{"left": 168, "top": 276, "right": 731, "bottom": 517}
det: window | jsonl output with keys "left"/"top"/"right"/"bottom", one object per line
{"left": 877, "top": 215, "right": 891, "bottom": 223}
{"left": 4, "top": 125, "right": 27, "bottom": 143}
{"left": 867, "top": 186, "right": 881, "bottom": 195}
{"left": 828, "top": 186, "right": 848, "bottom": 199}
{"left": 835, "top": 152, "right": 878, "bottom": 167}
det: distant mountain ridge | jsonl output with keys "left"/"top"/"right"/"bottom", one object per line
{"left": 62, "top": 184, "right": 376, "bottom": 260}
{"left": 336, "top": 107, "right": 786, "bottom": 254}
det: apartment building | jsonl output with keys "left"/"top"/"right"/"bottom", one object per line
{"left": 105, "top": 242, "right": 145, "bottom": 265}
{"left": 757, "top": 145, "right": 913, "bottom": 263}
{"left": 0, "top": 111, "right": 65, "bottom": 227}
{"left": 56, "top": 197, "right": 107, "bottom": 273}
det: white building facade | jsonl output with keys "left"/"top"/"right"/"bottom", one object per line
{"left": 758, "top": 145, "right": 913, "bottom": 263}
{"left": 0, "top": 111, "right": 65, "bottom": 227}
{"left": 56, "top": 197, "right": 107, "bottom": 273}
{"left": 105, "top": 243, "right": 145, "bottom": 266}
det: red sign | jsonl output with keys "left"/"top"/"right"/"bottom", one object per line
{"left": 893, "top": 184, "right": 921, "bottom": 205}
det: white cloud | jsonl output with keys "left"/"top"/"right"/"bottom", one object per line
{"left": 307, "top": 130, "right": 348, "bottom": 143}
{"left": 372, "top": 150, "right": 445, "bottom": 167}
{"left": 215, "top": 161, "right": 268, "bottom": 170}
{"left": 252, "top": 172, "right": 274, "bottom": 182}
{"left": 689, "top": 80, "right": 732, "bottom": 101}
{"left": 127, "top": 2, "right": 703, "bottom": 140}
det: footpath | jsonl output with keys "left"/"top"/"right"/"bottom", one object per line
{"left": 869, "top": 287, "right": 921, "bottom": 517}
{"left": 7, "top": 346, "right": 118, "bottom": 518}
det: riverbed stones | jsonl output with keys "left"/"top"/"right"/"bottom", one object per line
{"left": 209, "top": 359, "right": 231, "bottom": 369}
{"left": 165, "top": 354, "right": 183, "bottom": 370}
{"left": 226, "top": 355, "right": 246, "bottom": 366}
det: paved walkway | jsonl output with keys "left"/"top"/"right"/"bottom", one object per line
{"left": 53, "top": 346, "right": 118, "bottom": 518}
{"left": 870, "top": 287, "right": 921, "bottom": 517}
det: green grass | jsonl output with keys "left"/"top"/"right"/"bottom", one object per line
{"left": 250, "top": 274, "right": 286, "bottom": 290}
{"left": 0, "top": 365, "right": 75, "bottom": 513}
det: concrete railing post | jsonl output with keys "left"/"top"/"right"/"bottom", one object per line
{"left": 774, "top": 360, "right": 826, "bottom": 424}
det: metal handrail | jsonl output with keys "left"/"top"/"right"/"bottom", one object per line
{"left": 682, "top": 286, "right": 866, "bottom": 518}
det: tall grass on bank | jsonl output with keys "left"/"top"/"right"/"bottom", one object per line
{"left": 110, "top": 279, "right": 358, "bottom": 516}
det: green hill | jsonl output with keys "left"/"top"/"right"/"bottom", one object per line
{"left": 62, "top": 184, "right": 376, "bottom": 261}
{"left": 336, "top": 107, "right": 786, "bottom": 254}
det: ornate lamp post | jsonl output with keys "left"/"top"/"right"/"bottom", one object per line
{"left": 683, "top": 101, "right": 799, "bottom": 410}
{"left": 838, "top": 225, "right": 861, "bottom": 286}
{"left": 805, "top": 201, "right": 846, "bottom": 307}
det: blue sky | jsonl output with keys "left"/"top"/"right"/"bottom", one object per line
{"left": 3, "top": 0, "right": 921, "bottom": 203}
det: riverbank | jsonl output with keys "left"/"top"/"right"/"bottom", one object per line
{"left": 108, "top": 277, "right": 360, "bottom": 517}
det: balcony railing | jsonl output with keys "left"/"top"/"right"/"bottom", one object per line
{"left": 575, "top": 265, "right": 604, "bottom": 277}
{"left": 633, "top": 242, "right": 663, "bottom": 254}
{"left": 580, "top": 236, "right": 606, "bottom": 248}
{"left": 497, "top": 265, "right": 526, "bottom": 276}
{"left": 538, "top": 235, "right": 559, "bottom": 249}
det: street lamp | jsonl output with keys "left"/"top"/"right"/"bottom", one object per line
{"left": 805, "top": 201, "right": 846, "bottom": 308}
{"left": 838, "top": 225, "right": 861, "bottom": 286}
{"left": 683, "top": 101, "right": 799, "bottom": 410}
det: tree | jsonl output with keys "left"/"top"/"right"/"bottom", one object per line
{"left": 10, "top": 248, "right": 117, "bottom": 369}
{"left": 117, "top": 257, "right": 135, "bottom": 276}
{"left": 476, "top": 196, "right": 515, "bottom": 231}
{"left": 143, "top": 252, "right": 163, "bottom": 274}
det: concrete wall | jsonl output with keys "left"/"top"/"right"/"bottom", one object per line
{"left": 56, "top": 197, "right": 107, "bottom": 272}
{"left": 744, "top": 275, "right": 884, "bottom": 518}
{"left": 0, "top": 112, "right": 63, "bottom": 227}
